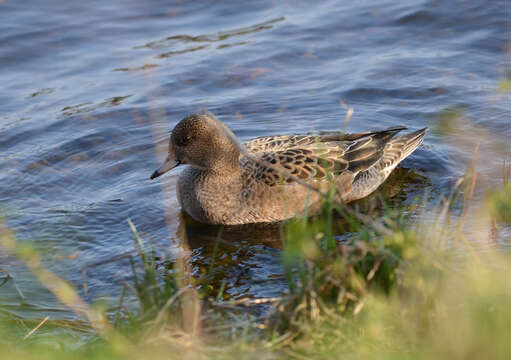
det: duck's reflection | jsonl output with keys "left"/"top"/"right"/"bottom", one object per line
{"left": 175, "top": 213, "right": 285, "bottom": 299}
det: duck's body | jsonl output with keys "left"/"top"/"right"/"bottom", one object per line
{"left": 151, "top": 114, "right": 426, "bottom": 225}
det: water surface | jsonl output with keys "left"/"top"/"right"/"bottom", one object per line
{"left": 1, "top": 0, "right": 510, "bottom": 321}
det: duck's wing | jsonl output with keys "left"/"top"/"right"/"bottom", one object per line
{"left": 245, "top": 127, "right": 409, "bottom": 186}
{"left": 244, "top": 127, "right": 407, "bottom": 154}
{"left": 245, "top": 135, "right": 321, "bottom": 153}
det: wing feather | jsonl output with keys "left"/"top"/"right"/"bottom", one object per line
{"left": 242, "top": 127, "right": 409, "bottom": 187}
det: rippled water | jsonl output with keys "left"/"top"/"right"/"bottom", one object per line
{"left": 1, "top": 0, "right": 510, "bottom": 321}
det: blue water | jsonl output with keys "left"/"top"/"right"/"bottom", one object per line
{"left": 1, "top": 0, "right": 510, "bottom": 321}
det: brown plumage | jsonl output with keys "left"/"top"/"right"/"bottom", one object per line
{"left": 151, "top": 113, "right": 426, "bottom": 225}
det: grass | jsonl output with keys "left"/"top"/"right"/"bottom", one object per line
{"left": 1, "top": 114, "right": 511, "bottom": 359}
{"left": 2, "top": 180, "right": 510, "bottom": 359}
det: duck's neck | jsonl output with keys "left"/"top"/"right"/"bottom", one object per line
{"left": 205, "top": 159, "right": 241, "bottom": 176}
{"left": 206, "top": 145, "right": 241, "bottom": 174}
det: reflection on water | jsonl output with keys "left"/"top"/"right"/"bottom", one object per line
{"left": 0, "top": 0, "right": 510, "bottom": 323}
{"left": 138, "top": 17, "right": 284, "bottom": 59}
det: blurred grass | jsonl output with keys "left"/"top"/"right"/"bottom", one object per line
{"left": 2, "top": 177, "right": 510, "bottom": 359}
{"left": 498, "top": 78, "right": 511, "bottom": 92}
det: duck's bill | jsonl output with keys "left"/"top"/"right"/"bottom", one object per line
{"left": 150, "top": 157, "right": 181, "bottom": 179}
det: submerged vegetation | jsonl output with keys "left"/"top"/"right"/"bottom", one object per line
{"left": 1, "top": 111, "right": 511, "bottom": 359}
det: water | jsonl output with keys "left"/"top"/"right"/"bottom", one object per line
{"left": 1, "top": 0, "right": 510, "bottom": 322}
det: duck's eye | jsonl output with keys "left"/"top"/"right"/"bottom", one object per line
{"left": 177, "top": 135, "right": 192, "bottom": 147}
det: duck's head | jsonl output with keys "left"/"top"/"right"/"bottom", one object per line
{"left": 150, "top": 113, "right": 242, "bottom": 179}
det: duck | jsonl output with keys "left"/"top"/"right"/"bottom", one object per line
{"left": 151, "top": 113, "right": 426, "bottom": 225}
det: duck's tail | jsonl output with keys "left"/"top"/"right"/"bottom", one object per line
{"left": 379, "top": 127, "right": 427, "bottom": 174}
{"left": 343, "top": 127, "right": 426, "bottom": 202}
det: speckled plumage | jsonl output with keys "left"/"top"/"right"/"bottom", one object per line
{"left": 151, "top": 114, "right": 426, "bottom": 225}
